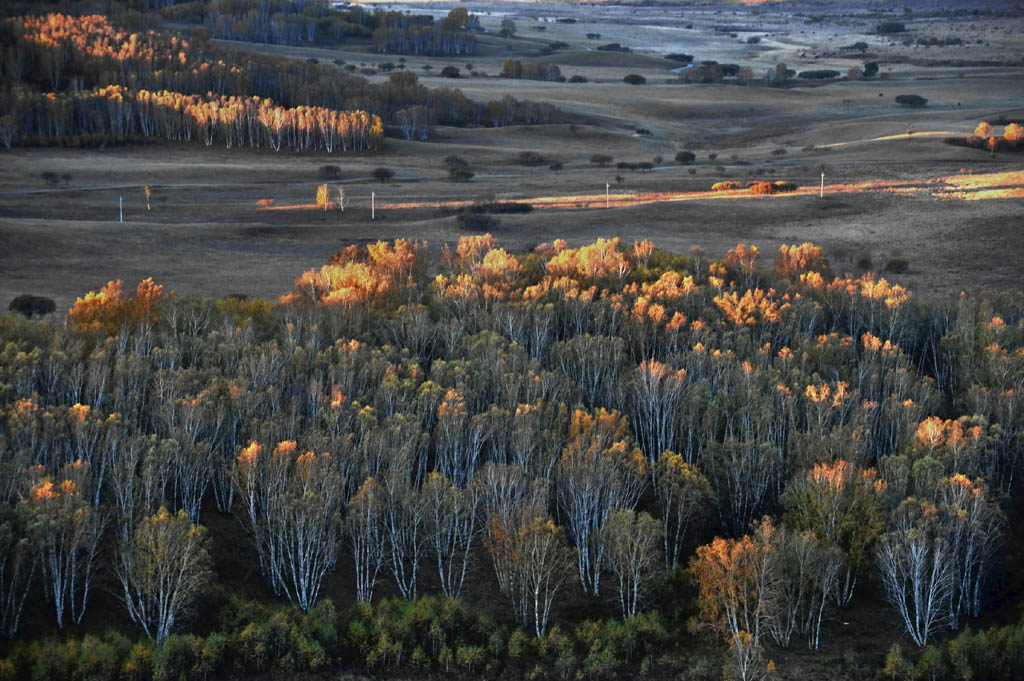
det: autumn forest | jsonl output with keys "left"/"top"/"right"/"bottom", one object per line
{"left": 0, "top": 233, "right": 1023, "bottom": 681}
{"left": 3, "top": 1, "right": 1024, "bottom": 680}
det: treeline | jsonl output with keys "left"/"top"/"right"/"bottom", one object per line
{"left": 0, "top": 12, "right": 556, "bottom": 146}
{"left": 372, "top": 7, "right": 477, "bottom": 57}
{"left": 2, "top": 85, "right": 382, "bottom": 151}
{"left": 501, "top": 59, "right": 564, "bottom": 82}
{"left": 200, "top": 0, "right": 478, "bottom": 54}
{"left": 1, "top": 238, "right": 1022, "bottom": 680}
{"left": 203, "top": 0, "right": 368, "bottom": 47}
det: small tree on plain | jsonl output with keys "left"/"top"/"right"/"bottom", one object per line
{"left": 590, "top": 153, "right": 613, "bottom": 167}
{"left": 316, "top": 183, "right": 332, "bottom": 211}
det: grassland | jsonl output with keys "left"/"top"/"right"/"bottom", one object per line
{"left": 2, "top": 0, "right": 1023, "bottom": 311}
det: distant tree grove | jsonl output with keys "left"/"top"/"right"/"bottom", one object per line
{"left": 1, "top": 236, "right": 1022, "bottom": 678}
{"left": 0, "top": 13, "right": 556, "bottom": 149}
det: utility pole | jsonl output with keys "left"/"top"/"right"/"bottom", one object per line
{"left": 820, "top": 172, "right": 824, "bottom": 199}
{"left": 119, "top": 196, "right": 123, "bottom": 222}
{"left": 371, "top": 191, "right": 375, "bottom": 221}
{"left": 606, "top": 183, "right": 610, "bottom": 209}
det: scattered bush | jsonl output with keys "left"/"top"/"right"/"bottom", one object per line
{"left": 877, "top": 20, "right": 906, "bottom": 34}
{"left": 623, "top": 74, "right": 646, "bottom": 85}
{"left": 884, "top": 257, "right": 909, "bottom": 274}
{"left": 9, "top": 294, "right": 56, "bottom": 317}
{"left": 319, "top": 165, "right": 342, "bottom": 180}
{"left": 515, "top": 151, "right": 548, "bottom": 166}
{"left": 798, "top": 70, "right": 841, "bottom": 80}
{"left": 456, "top": 211, "right": 498, "bottom": 231}
{"left": 448, "top": 167, "right": 474, "bottom": 182}
{"left": 771, "top": 148, "right": 787, "bottom": 156}
{"left": 666, "top": 53, "right": 694, "bottom": 63}
{"left": 568, "top": 74, "right": 588, "bottom": 83}
{"left": 856, "top": 254, "right": 873, "bottom": 271}
{"left": 549, "top": 162, "right": 564, "bottom": 171}
{"left": 895, "top": 94, "right": 928, "bottom": 108}
{"left": 440, "top": 66, "right": 461, "bottom": 78}
{"left": 372, "top": 167, "right": 395, "bottom": 183}
{"left": 590, "top": 153, "right": 613, "bottom": 167}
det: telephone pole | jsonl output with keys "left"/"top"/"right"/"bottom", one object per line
{"left": 606, "top": 183, "right": 610, "bottom": 209}
{"left": 371, "top": 191, "right": 375, "bottom": 220}
{"left": 820, "top": 172, "right": 824, "bottom": 199}
{"left": 119, "top": 196, "right": 123, "bottom": 222}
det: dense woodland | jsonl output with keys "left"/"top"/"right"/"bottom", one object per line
{"left": 0, "top": 8, "right": 554, "bottom": 150}
{"left": 1, "top": 237, "right": 1023, "bottom": 680}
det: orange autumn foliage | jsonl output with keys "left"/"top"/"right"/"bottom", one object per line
{"left": 68, "top": 278, "right": 163, "bottom": 335}
{"left": 775, "top": 243, "right": 826, "bottom": 278}
{"left": 713, "top": 288, "right": 786, "bottom": 325}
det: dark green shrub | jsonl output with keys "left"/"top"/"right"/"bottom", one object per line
{"left": 9, "top": 294, "right": 56, "bottom": 317}
{"left": 798, "top": 69, "right": 841, "bottom": 79}
{"left": 623, "top": 73, "right": 646, "bottom": 85}
{"left": 457, "top": 211, "right": 497, "bottom": 231}
{"left": 895, "top": 94, "right": 928, "bottom": 108}
{"left": 319, "top": 164, "right": 342, "bottom": 179}
{"left": 877, "top": 20, "right": 906, "bottom": 33}
{"left": 372, "top": 167, "right": 395, "bottom": 183}
{"left": 884, "top": 257, "right": 909, "bottom": 273}
{"left": 675, "top": 150, "right": 696, "bottom": 164}
{"left": 515, "top": 151, "right": 548, "bottom": 166}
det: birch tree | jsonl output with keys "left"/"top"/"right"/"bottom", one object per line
{"left": 0, "top": 519, "right": 34, "bottom": 639}
{"left": 600, "top": 509, "right": 661, "bottom": 618}
{"left": 556, "top": 408, "right": 646, "bottom": 596}
{"left": 629, "top": 360, "right": 687, "bottom": 480}
{"left": 346, "top": 476, "right": 385, "bottom": 603}
{"left": 232, "top": 441, "right": 344, "bottom": 611}
{"left": 423, "top": 472, "right": 480, "bottom": 599}
{"left": 381, "top": 465, "right": 427, "bottom": 600}
{"left": 656, "top": 451, "right": 712, "bottom": 568}
{"left": 939, "top": 475, "right": 1002, "bottom": 627}
{"left": 116, "top": 507, "right": 212, "bottom": 643}
{"left": 875, "top": 498, "right": 954, "bottom": 646}
{"left": 21, "top": 461, "right": 104, "bottom": 629}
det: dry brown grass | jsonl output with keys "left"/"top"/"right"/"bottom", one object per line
{"left": 2, "top": 1, "right": 1023, "bottom": 315}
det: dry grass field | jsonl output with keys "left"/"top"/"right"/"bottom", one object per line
{"left": 2, "top": 0, "right": 1023, "bottom": 313}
